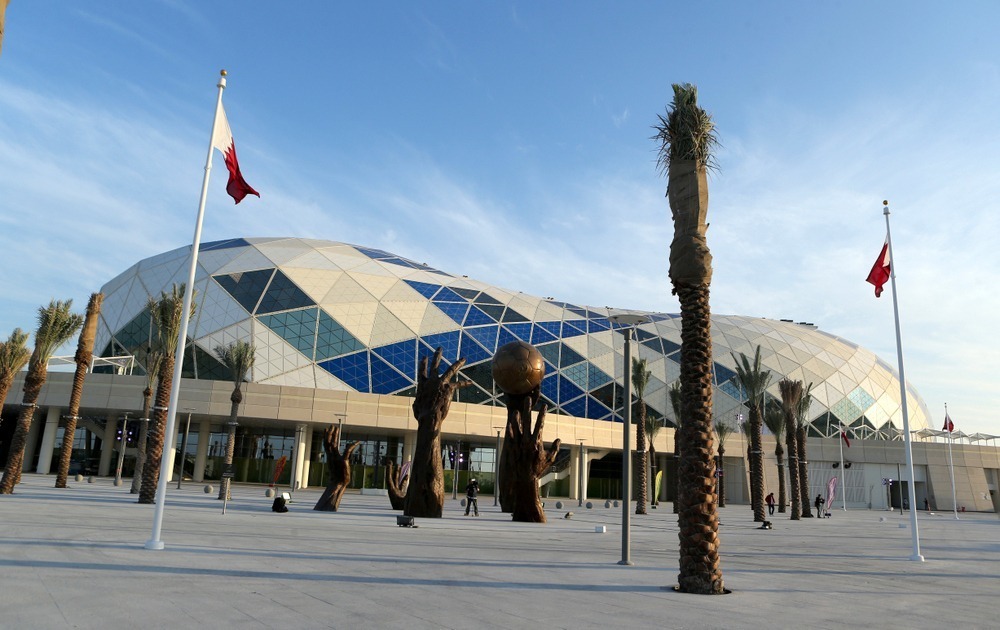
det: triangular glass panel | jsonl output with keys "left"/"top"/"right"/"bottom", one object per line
{"left": 215, "top": 268, "right": 274, "bottom": 313}
{"left": 256, "top": 270, "right": 316, "bottom": 314}
{"left": 318, "top": 351, "right": 370, "bottom": 392}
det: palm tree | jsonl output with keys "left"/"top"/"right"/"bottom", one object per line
{"left": 645, "top": 398, "right": 666, "bottom": 508}
{"left": 654, "top": 83, "right": 724, "bottom": 594}
{"left": 139, "top": 285, "right": 193, "bottom": 504}
{"left": 797, "top": 382, "right": 815, "bottom": 518}
{"left": 668, "top": 381, "right": 681, "bottom": 514}
{"left": 632, "top": 356, "right": 651, "bottom": 515}
{"left": 0, "top": 329, "right": 31, "bottom": 416}
{"left": 55, "top": 293, "right": 103, "bottom": 488}
{"left": 215, "top": 340, "right": 256, "bottom": 501}
{"left": 762, "top": 398, "right": 787, "bottom": 514}
{"left": 777, "top": 380, "right": 803, "bottom": 518}
{"left": 130, "top": 345, "right": 164, "bottom": 494}
{"left": 731, "top": 346, "right": 772, "bottom": 522}
{"left": 714, "top": 417, "right": 735, "bottom": 508}
{"left": 1, "top": 300, "right": 83, "bottom": 493}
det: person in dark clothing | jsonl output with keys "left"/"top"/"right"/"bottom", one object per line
{"left": 765, "top": 492, "right": 776, "bottom": 515}
{"left": 465, "top": 478, "right": 480, "bottom": 516}
{"left": 815, "top": 494, "right": 825, "bottom": 517}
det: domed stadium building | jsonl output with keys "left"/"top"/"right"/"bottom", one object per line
{"left": 4, "top": 237, "right": 998, "bottom": 512}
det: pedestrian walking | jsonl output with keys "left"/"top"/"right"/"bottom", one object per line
{"left": 765, "top": 492, "right": 776, "bottom": 515}
{"left": 465, "top": 478, "right": 480, "bottom": 516}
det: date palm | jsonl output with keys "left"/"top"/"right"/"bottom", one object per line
{"left": 1, "top": 300, "right": 83, "bottom": 493}
{"left": 130, "top": 346, "right": 164, "bottom": 494}
{"left": 797, "top": 383, "right": 815, "bottom": 517}
{"left": 55, "top": 293, "right": 103, "bottom": 488}
{"left": 632, "top": 356, "right": 651, "bottom": 515}
{"left": 215, "top": 340, "right": 256, "bottom": 501}
{"left": 714, "top": 417, "right": 735, "bottom": 508}
{"left": 763, "top": 398, "right": 787, "bottom": 513}
{"left": 778, "top": 379, "right": 803, "bottom": 519}
{"left": 654, "top": 83, "right": 724, "bottom": 594}
{"left": 645, "top": 394, "right": 666, "bottom": 507}
{"left": 0, "top": 329, "right": 30, "bottom": 417}
{"left": 668, "top": 381, "right": 681, "bottom": 514}
{"left": 138, "top": 285, "right": 194, "bottom": 504}
{"left": 732, "top": 346, "right": 771, "bottom": 522}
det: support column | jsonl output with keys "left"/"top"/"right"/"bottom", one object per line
{"left": 569, "top": 444, "right": 581, "bottom": 500}
{"left": 291, "top": 424, "right": 307, "bottom": 491}
{"left": 300, "top": 424, "right": 314, "bottom": 489}
{"left": 193, "top": 418, "right": 211, "bottom": 482}
{"left": 35, "top": 406, "right": 62, "bottom": 474}
{"left": 98, "top": 412, "right": 117, "bottom": 476}
{"left": 402, "top": 430, "right": 417, "bottom": 463}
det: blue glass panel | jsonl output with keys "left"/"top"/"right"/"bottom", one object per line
{"left": 563, "top": 363, "right": 588, "bottom": 389}
{"left": 318, "top": 351, "right": 370, "bottom": 392}
{"left": 420, "top": 331, "right": 461, "bottom": 363}
{"left": 315, "top": 310, "right": 365, "bottom": 360}
{"left": 587, "top": 318, "right": 611, "bottom": 333}
{"left": 452, "top": 287, "right": 480, "bottom": 300}
{"left": 561, "top": 320, "right": 587, "bottom": 338}
{"left": 466, "top": 325, "right": 498, "bottom": 351}
{"left": 370, "top": 353, "right": 413, "bottom": 394}
{"left": 567, "top": 307, "right": 588, "bottom": 317}
{"left": 531, "top": 322, "right": 560, "bottom": 344}
{"left": 214, "top": 269, "right": 274, "bottom": 313}
{"left": 354, "top": 246, "right": 395, "bottom": 259}
{"left": 202, "top": 238, "right": 251, "bottom": 251}
{"left": 475, "top": 292, "right": 504, "bottom": 305}
{"left": 434, "top": 301, "right": 470, "bottom": 324}
{"left": 464, "top": 306, "right": 496, "bottom": 327}
{"left": 404, "top": 280, "right": 441, "bottom": 299}
{"left": 497, "top": 327, "right": 518, "bottom": 349}
{"left": 635, "top": 328, "right": 657, "bottom": 341}
{"left": 112, "top": 310, "right": 153, "bottom": 352}
{"left": 459, "top": 332, "right": 492, "bottom": 364}
{"left": 475, "top": 304, "right": 505, "bottom": 322}
{"left": 381, "top": 257, "right": 421, "bottom": 269}
{"left": 562, "top": 396, "right": 587, "bottom": 418}
{"left": 587, "top": 396, "right": 613, "bottom": 420}
{"left": 588, "top": 363, "right": 612, "bottom": 390}
{"left": 558, "top": 375, "right": 585, "bottom": 403}
{"left": 501, "top": 307, "right": 529, "bottom": 323}
{"left": 714, "top": 363, "right": 736, "bottom": 383}
{"left": 585, "top": 309, "right": 607, "bottom": 320}
{"left": 662, "top": 338, "right": 680, "bottom": 354}
{"left": 640, "top": 337, "right": 664, "bottom": 354}
{"left": 559, "top": 343, "right": 585, "bottom": 368}
{"left": 720, "top": 380, "right": 744, "bottom": 401}
{"left": 433, "top": 286, "right": 467, "bottom": 303}
{"left": 537, "top": 342, "right": 560, "bottom": 366}
{"left": 259, "top": 307, "right": 318, "bottom": 358}
{"left": 500, "top": 323, "right": 531, "bottom": 345}
{"left": 372, "top": 339, "right": 418, "bottom": 379}
{"left": 541, "top": 372, "right": 559, "bottom": 403}
{"left": 256, "top": 270, "right": 315, "bottom": 314}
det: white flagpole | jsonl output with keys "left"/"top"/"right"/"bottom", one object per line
{"left": 838, "top": 424, "right": 846, "bottom": 511}
{"left": 145, "top": 70, "right": 228, "bottom": 551}
{"left": 945, "top": 403, "right": 958, "bottom": 520}
{"left": 882, "top": 200, "right": 923, "bottom": 562}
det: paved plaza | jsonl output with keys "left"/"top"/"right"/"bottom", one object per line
{"left": 1, "top": 473, "right": 996, "bottom": 629}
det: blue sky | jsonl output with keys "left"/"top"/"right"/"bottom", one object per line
{"left": 1, "top": 2, "right": 998, "bottom": 434}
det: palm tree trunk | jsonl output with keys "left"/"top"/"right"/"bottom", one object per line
{"left": 635, "top": 403, "right": 648, "bottom": 515}
{"left": 797, "top": 425, "right": 813, "bottom": 517}
{"left": 648, "top": 444, "right": 658, "bottom": 506}
{"left": 717, "top": 444, "right": 726, "bottom": 507}
{"left": 139, "top": 358, "right": 173, "bottom": 504}
{"left": 748, "top": 408, "right": 765, "bottom": 522}
{"left": 775, "top": 443, "right": 786, "bottom": 513}
{"left": 786, "top": 425, "right": 800, "bottom": 519}
{"left": 674, "top": 282, "right": 724, "bottom": 594}
{"left": 130, "top": 387, "right": 153, "bottom": 494}
{"left": 218, "top": 396, "right": 240, "bottom": 501}
{"left": 0, "top": 370, "right": 45, "bottom": 493}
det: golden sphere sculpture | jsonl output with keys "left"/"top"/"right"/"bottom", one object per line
{"left": 492, "top": 340, "right": 545, "bottom": 395}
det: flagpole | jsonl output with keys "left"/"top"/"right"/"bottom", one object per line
{"left": 882, "top": 200, "right": 923, "bottom": 562}
{"left": 945, "top": 403, "right": 958, "bottom": 520}
{"left": 145, "top": 69, "right": 228, "bottom": 551}
{"left": 839, "top": 424, "right": 846, "bottom": 511}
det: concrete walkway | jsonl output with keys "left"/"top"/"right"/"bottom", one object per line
{"left": 0, "top": 474, "right": 996, "bottom": 629}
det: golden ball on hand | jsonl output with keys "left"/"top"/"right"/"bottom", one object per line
{"left": 492, "top": 340, "right": 545, "bottom": 395}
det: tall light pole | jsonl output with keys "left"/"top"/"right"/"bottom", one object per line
{"left": 452, "top": 439, "right": 462, "bottom": 499}
{"left": 114, "top": 413, "right": 131, "bottom": 486}
{"left": 577, "top": 439, "right": 587, "bottom": 507}
{"left": 493, "top": 427, "right": 503, "bottom": 506}
{"left": 610, "top": 313, "right": 649, "bottom": 566}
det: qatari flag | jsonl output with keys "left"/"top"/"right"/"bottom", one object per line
{"left": 212, "top": 104, "right": 260, "bottom": 204}
{"left": 943, "top": 413, "right": 954, "bottom": 432}
{"left": 866, "top": 238, "right": 891, "bottom": 298}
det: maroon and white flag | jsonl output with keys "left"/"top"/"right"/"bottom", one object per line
{"left": 943, "top": 413, "right": 954, "bottom": 433}
{"left": 212, "top": 104, "right": 260, "bottom": 204}
{"left": 866, "top": 238, "right": 891, "bottom": 298}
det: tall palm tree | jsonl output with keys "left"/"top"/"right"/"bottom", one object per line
{"left": 797, "top": 382, "right": 815, "bottom": 518}
{"left": 215, "top": 340, "right": 255, "bottom": 501}
{"left": 632, "top": 356, "right": 651, "bottom": 515}
{"left": 654, "top": 83, "right": 724, "bottom": 594}
{"left": 139, "top": 285, "right": 193, "bottom": 504}
{"left": 0, "top": 329, "right": 31, "bottom": 415}
{"left": 731, "top": 346, "right": 772, "bottom": 522}
{"left": 714, "top": 417, "right": 735, "bottom": 508}
{"left": 762, "top": 398, "right": 787, "bottom": 514}
{"left": 55, "top": 293, "right": 103, "bottom": 488}
{"left": 668, "top": 381, "right": 682, "bottom": 514}
{"left": 778, "top": 379, "right": 803, "bottom": 518}
{"left": 130, "top": 345, "right": 164, "bottom": 494}
{"left": 645, "top": 397, "right": 665, "bottom": 508}
{"left": 0, "top": 300, "right": 83, "bottom": 493}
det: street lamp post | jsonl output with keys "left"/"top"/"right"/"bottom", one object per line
{"left": 114, "top": 413, "right": 131, "bottom": 486}
{"left": 610, "top": 313, "right": 649, "bottom": 567}
{"left": 452, "top": 440, "right": 462, "bottom": 499}
{"left": 493, "top": 428, "right": 502, "bottom": 506}
{"left": 578, "top": 439, "right": 587, "bottom": 507}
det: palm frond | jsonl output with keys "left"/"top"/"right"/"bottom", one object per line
{"left": 668, "top": 380, "right": 682, "bottom": 428}
{"left": 0, "top": 328, "right": 31, "bottom": 377}
{"left": 796, "top": 382, "right": 814, "bottom": 429}
{"left": 214, "top": 340, "right": 256, "bottom": 384}
{"left": 32, "top": 300, "right": 84, "bottom": 364}
{"left": 652, "top": 82, "right": 719, "bottom": 173}
{"left": 731, "top": 346, "right": 772, "bottom": 406}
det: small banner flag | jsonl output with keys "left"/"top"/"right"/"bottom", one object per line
{"left": 943, "top": 413, "right": 954, "bottom": 433}
{"left": 212, "top": 104, "right": 260, "bottom": 204}
{"left": 841, "top": 430, "right": 851, "bottom": 448}
{"left": 866, "top": 238, "right": 891, "bottom": 297}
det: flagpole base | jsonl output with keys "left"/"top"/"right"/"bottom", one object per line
{"left": 909, "top": 553, "right": 925, "bottom": 562}
{"left": 144, "top": 539, "right": 165, "bottom": 551}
